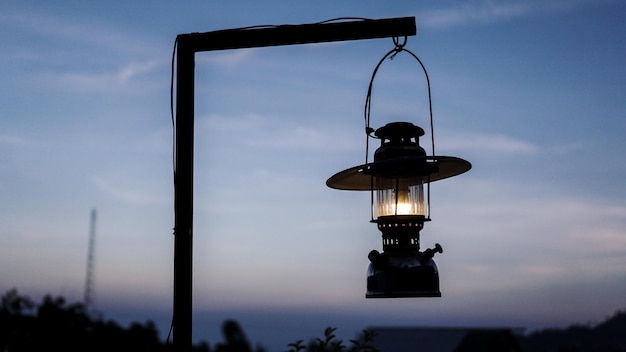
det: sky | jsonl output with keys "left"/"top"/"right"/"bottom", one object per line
{"left": 1, "top": 0, "right": 625, "bottom": 350}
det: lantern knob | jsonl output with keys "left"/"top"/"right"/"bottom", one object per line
{"left": 421, "top": 243, "right": 443, "bottom": 261}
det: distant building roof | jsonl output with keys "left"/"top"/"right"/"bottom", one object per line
{"left": 367, "top": 327, "right": 523, "bottom": 352}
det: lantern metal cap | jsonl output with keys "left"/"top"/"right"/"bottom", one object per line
{"left": 374, "top": 121, "right": 425, "bottom": 139}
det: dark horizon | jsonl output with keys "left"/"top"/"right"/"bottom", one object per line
{"left": 3, "top": 289, "right": 626, "bottom": 351}
{"left": 99, "top": 298, "right": 626, "bottom": 350}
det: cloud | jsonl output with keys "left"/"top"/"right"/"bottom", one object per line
{"left": 195, "top": 49, "right": 258, "bottom": 69}
{"left": 198, "top": 113, "right": 361, "bottom": 152}
{"left": 0, "top": 10, "right": 154, "bottom": 54}
{"left": 116, "top": 61, "right": 160, "bottom": 82}
{"left": 92, "top": 174, "right": 168, "bottom": 205}
{"left": 1, "top": 10, "right": 164, "bottom": 92}
{"left": 419, "top": 3, "right": 531, "bottom": 29}
{"left": 0, "top": 133, "right": 29, "bottom": 147}
{"left": 31, "top": 60, "right": 161, "bottom": 93}
{"left": 439, "top": 131, "right": 540, "bottom": 154}
{"left": 436, "top": 130, "right": 588, "bottom": 160}
{"left": 246, "top": 125, "right": 353, "bottom": 151}
{"left": 417, "top": 1, "right": 588, "bottom": 30}
{"left": 437, "top": 178, "right": 626, "bottom": 290}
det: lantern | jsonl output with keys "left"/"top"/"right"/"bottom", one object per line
{"left": 326, "top": 39, "right": 471, "bottom": 298}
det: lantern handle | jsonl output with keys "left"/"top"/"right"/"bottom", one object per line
{"left": 364, "top": 37, "right": 435, "bottom": 165}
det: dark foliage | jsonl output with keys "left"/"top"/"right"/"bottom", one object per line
{"left": 215, "top": 319, "right": 265, "bottom": 352}
{"left": 1, "top": 288, "right": 165, "bottom": 352}
{"left": 521, "top": 309, "right": 626, "bottom": 352}
{"left": 3, "top": 288, "right": 625, "bottom": 352}
{"left": 287, "top": 327, "right": 379, "bottom": 352}
{"left": 0, "top": 288, "right": 270, "bottom": 352}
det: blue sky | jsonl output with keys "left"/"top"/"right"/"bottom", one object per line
{"left": 1, "top": 0, "right": 625, "bottom": 350}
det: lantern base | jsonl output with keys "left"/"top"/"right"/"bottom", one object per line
{"left": 366, "top": 250, "right": 441, "bottom": 298}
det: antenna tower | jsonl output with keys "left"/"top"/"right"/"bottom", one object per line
{"left": 84, "top": 208, "right": 97, "bottom": 310}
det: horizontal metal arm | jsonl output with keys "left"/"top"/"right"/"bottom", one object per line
{"left": 177, "top": 17, "right": 416, "bottom": 53}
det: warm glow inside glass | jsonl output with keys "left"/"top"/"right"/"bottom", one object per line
{"left": 375, "top": 176, "right": 425, "bottom": 218}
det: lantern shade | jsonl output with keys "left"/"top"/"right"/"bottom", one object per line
{"left": 325, "top": 155, "right": 471, "bottom": 191}
{"left": 327, "top": 122, "right": 471, "bottom": 190}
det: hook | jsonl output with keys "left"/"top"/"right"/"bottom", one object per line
{"left": 392, "top": 36, "right": 407, "bottom": 51}
{"left": 389, "top": 36, "right": 407, "bottom": 60}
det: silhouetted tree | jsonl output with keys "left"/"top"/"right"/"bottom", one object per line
{"left": 215, "top": 319, "right": 266, "bottom": 352}
{"left": 287, "top": 327, "right": 378, "bottom": 352}
{"left": 6, "top": 288, "right": 623, "bottom": 352}
{"left": 0, "top": 288, "right": 167, "bottom": 352}
{"left": 1, "top": 288, "right": 34, "bottom": 315}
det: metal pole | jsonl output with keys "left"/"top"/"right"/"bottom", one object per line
{"left": 172, "top": 17, "right": 416, "bottom": 351}
{"left": 173, "top": 44, "right": 195, "bottom": 352}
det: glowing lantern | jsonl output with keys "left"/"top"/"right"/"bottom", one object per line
{"left": 326, "top": 40, "right": 471, "bottom": 297}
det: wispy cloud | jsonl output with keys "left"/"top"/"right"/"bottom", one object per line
{"left": 440, "top": 131, "right": 540, "bottom": 154}
{"left": 419, "top": 3, "right": 531, "bottom": 29}
{"left": 0, "top": 10, "right": 154, "bottom": 54}
{"left": 440, "top": 178, "right": 626, "bottom": 285}
{"left": 31, "top": 60, "right": 161, "bottom": 93}
{"left": 438, "top": 130, "right": 588, "bottom": 156}
{"left": 92, "top": 174, "right": 168, "bottom": 205}
{"left": 0, "top": 133, "right": 29, "bottom": 147}
{"left": 116, "top": 61, "right": 160, "bottom": 82}
{"left": 196, "top": 49, "right": 258, "bottom": 69}
{"left": 246, "top": 125, "right": 357, "bottom": 151}
{"left": 199, "top": 113, "right": 361, "bottom": 152}
{"left": 418, "top": 0, "right": 589, "bottom": 30}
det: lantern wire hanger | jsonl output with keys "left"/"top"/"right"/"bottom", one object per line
{"left": 364, "top": 35, "right": 436, "bottom": 163}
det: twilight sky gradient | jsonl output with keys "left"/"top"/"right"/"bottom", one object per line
{"left": 1, "top": 1, "right": 625, "bottom": 350}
